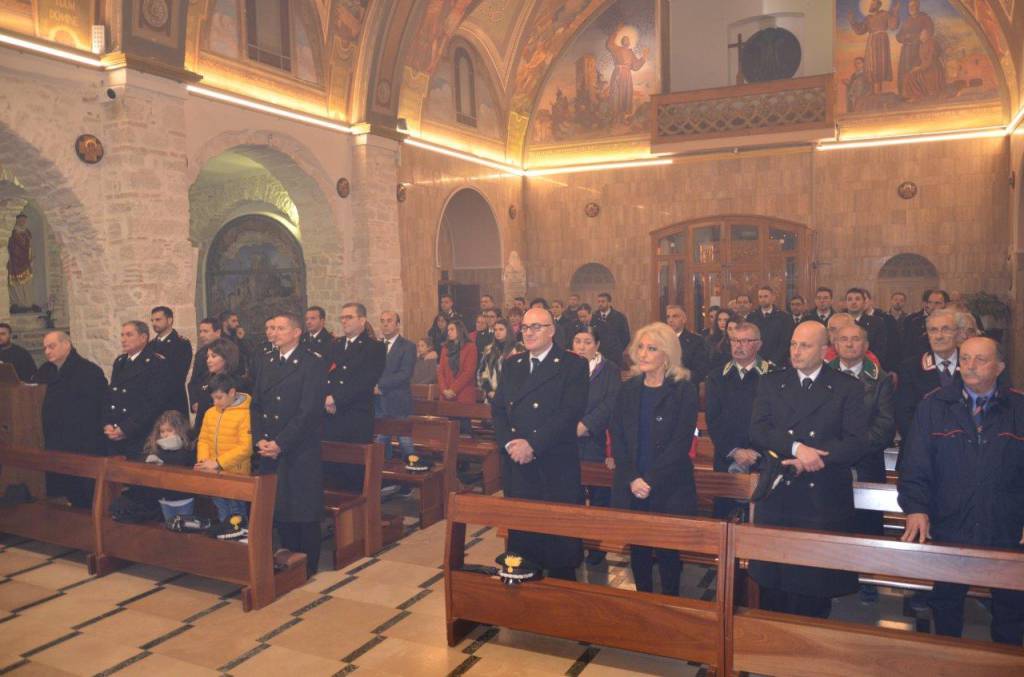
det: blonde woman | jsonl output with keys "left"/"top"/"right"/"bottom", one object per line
{"left": 610, "top": 322, "right": 698, "bottom": 596}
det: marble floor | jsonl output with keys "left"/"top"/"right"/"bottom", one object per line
{"left": 0, "top": 492, "right": 1001, "bottom": 676}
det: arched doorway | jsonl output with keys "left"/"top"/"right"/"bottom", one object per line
{"left": 651, "top": 216, "right": 811, "bottom": 331}
{"left": 877, "top": 253, "right": 940, "bottom": 314}
{"left": 205, "top": 214, "right": 307, "bottom": 333}
{"left": 436, "top": 188, "right": 502, "bottom": 316}
{"left": 570, "top": 262, "right": 615, "bottom": 303}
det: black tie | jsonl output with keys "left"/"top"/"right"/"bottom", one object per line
{"left": 973, "top": 396, "right": 988, "bottom": 430}
{"left": 345, "top": 339, "right": 351, "bottom": 351}
{"left": 802, "top": 377, "right": 813, "bottom": 390}
{"left": 939, "top": 359, "right": 952, "bottom": 386}
{"left": 531, "top": 357, "right": 540, "bottom": 374}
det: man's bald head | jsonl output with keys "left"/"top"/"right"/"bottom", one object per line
{"left": 790, "top": 321, "right": 828, "bottom": 372}
{"left": 959, "top": 336, "right": 1004, "bottom": 393}
{"left": 522, "top": 307, "right": 555, "bottom": 355}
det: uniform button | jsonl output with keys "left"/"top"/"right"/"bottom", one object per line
{"left": 787, "top": 430, "right": 794, "bottom": 435}
{"left": 342, "top": 365, "right": 347, "bottom": 370}
{"left": 785, "top": 480, "right": 791, "bottom": 486}
{"left": 122, "top": 408, "right": 127, "bottom": 413}
{"left": 656, "top": 416, "right": 663, "bottom": 422}
{"left": 274, "top": 415, "right": 279, "bottom": 420}
{"left": 110, "top": 405, "right": 115, "bottom": 409}
{"left": 263, "top": 414, "right": 268, "bottom": 419}
{"left": 809, "top": 482, "right": 815, "bottom": 488}
{"left": 809, "top": 431, "right": 816, "bottom": 438}
{"left": 340, "top": 380, "right": 344, "bottom": 385}
{"left": 511, "top": 427, "right": 517, "bottom": 433}
{"left": 533, "top": 402, "right": 539, "bottom": 409}
{"left": 276, "top": 396, "right": 281, "bottom": 401}
{"left": 532, "top": 429, "right": 537, "bottom": 434}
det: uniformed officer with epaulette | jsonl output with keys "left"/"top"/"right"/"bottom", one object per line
{"left": 705, "top": 320, "right": 773, "bottom": 517}
{"left": 899, "top": 336, "right": 1024, "bottom": 645}
{"left": 150, "top": 306, "right": 192, "bottom": 414}
{"left": 323, "top": 302, "right": 385, "bottom": 444}
{"left": 492, "top": 307, "right": 589, "bottom": 580}
{"left": 103, "top": 320, "right": 175, "bottom": 458}
{"left": 301, "top": 306, "right": 334, "bottom": 354}
{"left": 252, "top": 312, "right": 326, "bottom": 578}
{"left": 749, "top": 320, "right": 867, "bottom": 618}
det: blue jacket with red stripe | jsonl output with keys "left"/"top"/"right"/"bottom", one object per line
{"left": 898, "top": 383, "right": 1024, "bottom": 549}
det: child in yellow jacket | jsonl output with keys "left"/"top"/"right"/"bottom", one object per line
{"left": 195, "top": 374, "right": 252, "bottom": 534}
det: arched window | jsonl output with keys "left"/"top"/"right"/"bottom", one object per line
{"left": 877, "top": 253, "right": 940, "bottom": 313}
{"left": 246, "top": 0, "right": 291, "bottom": 71}
{"left": 454, "top": 48, "right": 477, "bottom": 127}
{"left": 570, "top": 263, "right": 615, "bottom": 293}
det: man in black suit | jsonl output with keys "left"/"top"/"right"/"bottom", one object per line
{"left": 733, "top": 293, "right": 753, "bottom": 321}
{"left": 103, "top": 321, "right": 174, "bottom": 458}
{"left": 880, "top": 292, "right": 908, "bottom": 369}
{"left": 665, "top": 305, "right": 710, "bottom": 386}
{"left": 845, "top": 288, "right": 888, "bottom": 369}
{"left": 492, "top": 307, "right": 589, "bottom": 580}
{"left": 809, "top": 287, "right": 835, "bottom": 325}
{"left": 705, "top": 321, "right": 773, "bottom": 517}
{"left": 188, "top": 317, "right": 221, "bottom": 415}
{"left": 904, "top": 289, "right": 948, "bottom": 359}
{"left": 895, "top": 308, "right": 961, "bottom": 443}
{"left": 301, "top": 306, "right": 333, "bottom": 354}
{"left": 787, "top": 295, "right": 807, "bottom": 325}
{"left": 150, "top": 306, "right": 192, "bottom": 415}
{"left": 595, "top": 292, "right": 630, "bottom": 365}
{"left": 750, "top": 285, "right": 792, "bottom": 366}
{"left": 750, "top": 321, "right": 866, "bottom": 618}
{"left": 323, "top": 302, "right": 386, "bottom": 444}
{"left": 375, "top": 310, "right": 416, "bottom": 459}
{"left": 35, "top": 331, "right": 107, "bottom": 507}
{"left": 0, "top": 323, "right": 35, "bottom": 381}
{"left": 253, "top": 312, "right": 327, "bottom": 578}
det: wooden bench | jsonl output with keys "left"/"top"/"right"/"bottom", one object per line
{"left": 725, "top": 523, "right": 1024, "bottom": 675}
{"left": 373, "top": 416, "right": 459, "bottom": 528}
{"left": 0, "top": 446, "right": 106, "bottom": 555}
{"left": 434, "top": 400, "right": 502, "bottom": 495}
{"left": 89, "top": 459, "right": 306, "bottom": 612}
{"left": 445, "top": 492, "right": 731, "bottom": 669}
{"left": 411, "top": 384, "right": 439, "bottom": 416}
{"left": 321, "top": 441, "right": 388, "bottom": 569}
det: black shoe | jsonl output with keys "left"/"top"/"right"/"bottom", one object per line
{"left": 585, "top": 550, "right": 606, "bottom": 566}
{"left": 211, "top": 515, "right": 248, "bottom": 541}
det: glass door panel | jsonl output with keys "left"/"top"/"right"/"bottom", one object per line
{"left": 692, "top": 225, "right": 721, "bottom": 265}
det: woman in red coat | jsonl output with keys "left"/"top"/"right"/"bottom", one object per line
{"left": 438, "top": 320, "right": 478, "bottom": 404}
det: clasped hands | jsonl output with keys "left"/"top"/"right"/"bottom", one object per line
{"left": 256, "top": 439, "right": 281, "bottom": 459}
{"left": 782, "top": 443, "right": 829, "bottom": 474}
{"left": 103, "top": 424, "right": 125, "bottom": 441}
{"left": 505, "top": 438, "right": 535, "bottom": 464}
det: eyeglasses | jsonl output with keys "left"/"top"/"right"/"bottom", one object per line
{"left": 522, "top": 323, "right": 552, "bottom": 334}
{"left": 729, "top": 338, "right": 759, "bottom": 345}
{"left": 926, "top": 326, "right": 957, "bottom": 336}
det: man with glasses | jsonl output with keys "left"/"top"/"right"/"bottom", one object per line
{"left": 323, "top": 303, "right": 386, "bottom": 444}
{"left": 896, "top": 308, "right": 960, "bottom": 444}
{"left": 904, "top": 289, "right": 949, "bottom": 358}
{"left": 828, "top": 322, "right": 895, "bottom": 602}
{"left": 705, "top": 322, "right": 773, "bottom": 517}
{"left": 492, "top": 307, "right": 590, "bottom": 580}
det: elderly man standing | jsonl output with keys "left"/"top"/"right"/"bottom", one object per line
{"left": 665, "top": 305, "right": 710, "bottom": 387}
{"left": 492, "top": 307, "right": 589, "bottom": 580}
{"left": 104, "top": 321, "right": 173, "bottom": 458}
{"left": 749, "top": 321, "right": 866, "bottom": 618}
{"left": 33, "top": 332, "right": 107, "bottom": 507}
{"left": 900, "top": 337, "right": 1024, "bottom": 645}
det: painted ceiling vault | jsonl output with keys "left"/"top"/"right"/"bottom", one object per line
{"left": 2, "top": 1, "right": 1023, "bottom": 167}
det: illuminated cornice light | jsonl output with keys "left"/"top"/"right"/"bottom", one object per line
{"left": 524, "top": 158, "right": 673, "bottom": 176}
{"left": 816, "top": 126, "right": 1006, "bottom": 151}
{"left": 0, "top": 32, "right": 103, "bottom": 68}
{"left": 404, "top": 137, "right": 525, "bottom": 176}
{"left": 186, "top": 85, "right": 355, "bottom": 134}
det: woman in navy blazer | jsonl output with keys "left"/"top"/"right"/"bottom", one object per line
{"left": 610, "top": 322, "right": 698, "bottom": 596}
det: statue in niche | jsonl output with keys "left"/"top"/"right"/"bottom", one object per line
{"left": 848, "top": 0, "right": 900, "bottom": 95}
{"left": 7, "top": 213, "right": 39, "bottom": 314}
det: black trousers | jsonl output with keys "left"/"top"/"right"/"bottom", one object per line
{"left": 46, "top": 473, "right": 94, "bottom": 509}
{"left": 278, "top": 521, "right": 321, "bottom": 578}
{"left": 930, "top": 582, "right": 1024, "bottom": 645}
{"left": 759, "top": 587, "right": 832, "bottom": 619}
{"left": 629, "top": 497, "right": 681, "bottom": 596}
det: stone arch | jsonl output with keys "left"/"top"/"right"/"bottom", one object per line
{"left": 188, "top": 130, "right": 343, "bottom": 321}
{"left": 0, "top": 121, "right": 110, "bottom": 363}
{"left": 570, "top": 262, "right": 616, "bottom": 298}
{"left": 877, "top": 253, "right": 941, "bottom": 313}
{"left": 435, "top": 186, "right": 504, "bottom": 307}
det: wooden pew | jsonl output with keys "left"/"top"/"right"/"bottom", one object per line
{"left": 372, "top": 416, "right": 459, "bottom": 528}
{"left": 321, "top": 441, "right": 388, "bottom": 569}
{"left": 90, "top": 459, "right": 305, "bottom": 612}
{"left": 0, "top": 446, "right": 106, "bottom": 554}
{"left": 0, "top": 364, "right": 47, "bottom": 496}
{"left": 724, "top": 523, "right": 1024, "bottom": 676}
{"left": 445, "top": 493, "right": 731, "bottom": 669}
{"left": 411, "top": 384, "right": 438, "bottom": 416}
{"left": 434, "top": 400, "right": 502, "bottom": 495}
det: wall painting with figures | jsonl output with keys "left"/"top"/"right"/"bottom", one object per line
{"left": 525, "top": 0, "right": 660, "bottom": 163}
{"left": 835, "top": 0, "right": 1006, "bottom": 123}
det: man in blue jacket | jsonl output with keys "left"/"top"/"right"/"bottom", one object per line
{"left": 899, "top": 336, "right": 1024, "bottom": 645}
{"left": 375, "top": 310, "right": 416, "bottom": 460}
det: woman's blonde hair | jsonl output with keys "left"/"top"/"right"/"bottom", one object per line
{"left": 627, "top": 322, "right": 690, "bottom": 381}
{"left": 142, "top": 410, "right": 192, "bottom": 456}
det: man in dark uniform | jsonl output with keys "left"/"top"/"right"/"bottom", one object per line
{"left": 595, "top": 293, "right": 630, "bottom": 365}
{"left": 896, "top": 308, "right": 961, "bottom": 444}
{"left": 749, "top": 285, "right": 792, "bottom": 366}
{"left": 323, "top": 302, "right": 386, "bottom": 444}
{"left": 492, "top": 307, "right": 589, "bottom": 580}
{"left": 187, "top": 317, "right": 221, "bottom": 415}
{"left": 705, "top": 321, "right": 772, "bottom": 517}
{"left": 0, "top": 322, "right": 35, "bottom": 381}
{"left": 34, "top": 331, "right": 107, "bottom": 507}
{"left": 904, "top": 289, "right": 948, "bottom": 359}
{"left": 301, "top": 306, "right": 333, "bottom": 353}
{"left": 845, "top": 288, "right": 888, "bottom": 369}
{"left": 880, "top": 291, "right": 908, "bottom": 369}
{"left": 253, "top": 312, "right": 327, "bottom": 578}
{"left": 808, "top": 287, "right": 836, "bottom": 326}
{"left": 750, "top": 321, "right": 866, "bottom": 617}
{"left": 787, "top": 295, "right": 807, "bottom": 325}
{"left": 150, "top": 306, "right": 192, "bottom": 415}
{"left": 665, "top": 305, "right": 710, "bottom": 386}
{"left": 899, "top": 337, "right": 1024, "bottom": 645}
{"left": 103, "top": 321, "right": 174, "bottom": 458}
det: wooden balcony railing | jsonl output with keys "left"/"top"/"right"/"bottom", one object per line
{"left": 651, "top": 74, "right": 835, "bottom": 150}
